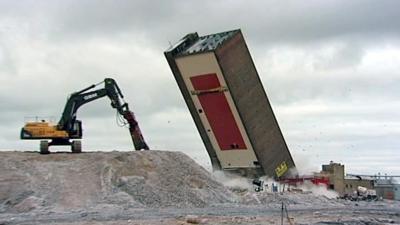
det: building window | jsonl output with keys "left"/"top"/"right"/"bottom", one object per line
{"left": 350, "top": 184, "right": 353, "bottom": 188}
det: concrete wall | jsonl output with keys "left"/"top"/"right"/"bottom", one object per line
{"left": 215, "top": 31, "right": 295, "bottom": 178}
{"left": 344, "top": 179, "right": 374, "bottom": 195}
{"left": 174, "top": 52, "right": 259, "bottom": 169}
{"left": 321, "top": 162, "right": 345, "bottom": 194}
{"left": 165, "top": 48, "right": 222, "bottom": 171}
{"left": 375, "top": 186, "right": 395, "bottom": 200}
{"left": 395, "top": 184, "right": 400, "bottom": 200}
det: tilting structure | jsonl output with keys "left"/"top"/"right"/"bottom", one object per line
{"left": 165, "top": 29, "right": 295, "bottom": 178}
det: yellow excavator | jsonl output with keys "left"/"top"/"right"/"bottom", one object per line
{"left": 20, "top": 78, "right": 149, "bottom": 154}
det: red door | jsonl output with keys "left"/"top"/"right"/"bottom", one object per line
{"left": 190, "top": 73, "right": 247, "bottom": 151}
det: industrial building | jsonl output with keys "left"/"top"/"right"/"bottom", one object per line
{"left": 374, "top": 176, "right": 400, "bottom": 200}
{"left": 165, "top": 29, "right": 295, "bottom": 178}
{"left": 344, "top": 175, "right": 374, "bottom": 195}
{"left": 319, "top": 161, "right": 399, "bottom": 200}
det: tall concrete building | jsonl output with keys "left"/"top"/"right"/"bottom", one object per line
{"left": 165, "top": 29, "right": 295, "bottom": 178}
{"left": 321, "top": 161, "right": 346, "bottom": 193}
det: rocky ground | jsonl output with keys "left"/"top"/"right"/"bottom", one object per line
{"left": 0, "top": 151, "right": 399, "bottom": 225}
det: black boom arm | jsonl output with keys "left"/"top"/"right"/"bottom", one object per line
{"left": 57, "top": 78, "right": 149, "bottom": 150}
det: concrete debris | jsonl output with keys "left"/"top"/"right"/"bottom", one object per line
{"left": 0, "top": 151, "right": 399, "bottom": 225}
{"left": 0, "top": 151, "right": 236, "bottom": 213}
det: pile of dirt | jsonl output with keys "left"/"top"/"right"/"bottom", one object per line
{"left": 1, "top": 151, "right": 399, "bottom": 224}
{"left": 0, "top": 151, "right": 236, "bottom": 213}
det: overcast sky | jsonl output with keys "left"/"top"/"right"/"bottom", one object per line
{"left": 0, "top": 0, "right": 399, "bottom": 176}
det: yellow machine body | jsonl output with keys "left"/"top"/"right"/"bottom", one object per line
{"left": 21, "top": 122, "right": 69, "bottom": 139}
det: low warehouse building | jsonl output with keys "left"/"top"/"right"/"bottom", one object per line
{"left": 319, "top": 161, "right": 399, "bottom": 200}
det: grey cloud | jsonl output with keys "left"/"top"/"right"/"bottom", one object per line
{"left": 0, "top": 0, "right": 399, "bottom": 175}
{"left": 39, "top": 1, "right": 400, "bottom": 47}
{"left": 3, "top": 1, "right": 399, "bottom": 47}
{"left": 262, "top": 73, "right": 400, "bottom": 105}
{"left": 311, "top": 42, "right": 365, "bottom": 70}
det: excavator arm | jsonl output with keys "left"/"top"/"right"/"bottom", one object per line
{"left": 21, "top": 78, "right": 149, "bottom": 153}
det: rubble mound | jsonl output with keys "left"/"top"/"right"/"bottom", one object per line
{"left": 0, "top": 151, "right": 235, "bottom": 213}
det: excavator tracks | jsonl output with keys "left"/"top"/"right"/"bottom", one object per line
{"left": 39, "top": 140, "right": 82, "bottom": 154}
{"left": 71, "top": 140, "right": 82, "bottom": 153}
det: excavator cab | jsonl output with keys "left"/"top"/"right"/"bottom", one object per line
{"left": 69, "top": 120, "right": 83, "bottom": 138}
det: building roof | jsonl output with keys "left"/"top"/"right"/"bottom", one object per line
{"left": 183, "top": 30, "right": 238, "bottom": 54}
{"left": 165, "top": 29, "right": 240, "bottom": 57}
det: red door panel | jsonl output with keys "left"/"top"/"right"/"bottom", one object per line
{"left": 190, "top": 73, "right": 247, "bottom": 151}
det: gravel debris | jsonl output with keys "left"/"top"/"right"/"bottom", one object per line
{"left": 0, "top": 151, "right": 399, "bottom": 225}
{"left": 0, "top": 151, "right": 236, "bottom": 213}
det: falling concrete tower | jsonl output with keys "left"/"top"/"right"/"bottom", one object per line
{"left": 164, "top": 29, "right": 295, "bottom": 178}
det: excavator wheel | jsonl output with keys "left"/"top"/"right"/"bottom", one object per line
{"left": 71, "top": 140, "right": 82, "bottom": 153}
{"left": 40, "top": 140, "right": 50, "bottom": 154}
